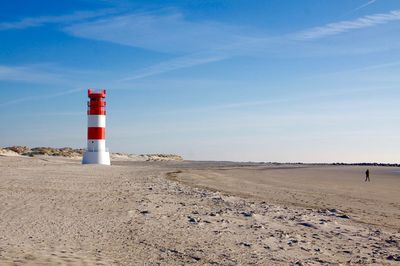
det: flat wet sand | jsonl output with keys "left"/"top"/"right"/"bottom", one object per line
{"left": 172, "top": 165, "right": 400, "bottom": 229}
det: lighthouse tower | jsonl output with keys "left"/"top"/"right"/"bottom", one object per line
{"left": 82, "top": 89, "right": 111, "bottom": 165}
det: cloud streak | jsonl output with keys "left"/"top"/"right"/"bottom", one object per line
{"left": 292, "top": 9, "right": 400, "bottom": 40}
{"left": 65, "top": 8, "right": 400, "bottom": 80}
{"left": 0, "top": 64, "right": 106, "bottom": 85}
{"left": 0, "top": 64, "right": 66, "bottom": 83}
{"left": 64, "top": 11, "right": 254, "bottom": 54}
{"left": 63, "top": 10, "right": 263, "bottom": 81}
{"left": 0, "top": 9, "right": 116, "bottom": 30}
{"left": 2, "top": 7, "right": 400, "bottom": 106}
{"left": 354, "top": 0, "right": 378, "bottom": 12}
{"left": 119, "top": 8, "right": 400, "bottom": 80}
{"left": 119, "top": 52, "right": 227, "bottom": 81}
{"left": 0, "top": 88, "right": 85, "bottom": 108}
{"left": 3, "top": 8, "right": 400, "bottom": 82}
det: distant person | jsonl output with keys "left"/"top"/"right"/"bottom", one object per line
{"left": 365, "top": 169, "right": 370, "bottom": 182}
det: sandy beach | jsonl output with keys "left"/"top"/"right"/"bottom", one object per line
{"left": 171, "top": 164, "right": 400, "bottom": 229}
{"left": 0, "top": 156, "right": 399, "bottom": 265}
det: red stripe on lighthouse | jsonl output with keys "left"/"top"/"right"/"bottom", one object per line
{"left": 88, "top": 127, "right": 105, "bottom": 139}
{"left": 88, "top": 108, "right": 106, "bottom": 115}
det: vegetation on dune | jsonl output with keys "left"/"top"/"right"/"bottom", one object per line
{"left": 1, "top": 146, "right": 183, "bottom": 161}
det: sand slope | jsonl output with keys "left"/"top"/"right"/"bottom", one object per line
{"left": 0, "top": 157, "right": 399, "bottom": 265}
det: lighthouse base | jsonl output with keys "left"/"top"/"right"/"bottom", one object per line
{"left": 82, "top": 151, "right": 110, "bottom": 165}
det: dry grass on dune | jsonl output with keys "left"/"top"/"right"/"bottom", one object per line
{"left": 0, "top": 146, "right": 183, "bottom": 161}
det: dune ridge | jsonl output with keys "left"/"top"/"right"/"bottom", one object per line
{"left": 0, "top": 146, "right": 183, "bottom": 162}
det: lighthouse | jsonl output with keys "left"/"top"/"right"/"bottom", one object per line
{"left": 82, "top": 89, "right": 111, "bottom": 165}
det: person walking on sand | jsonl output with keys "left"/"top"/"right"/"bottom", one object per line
{"left": 365, "top": 169, "right": 370, "bottom": 182}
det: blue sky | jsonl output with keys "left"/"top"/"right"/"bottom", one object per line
{"left": 1, "top": 0, "right": 400, "bottom": 163}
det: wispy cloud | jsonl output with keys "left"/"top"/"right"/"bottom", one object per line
{"left": 354, "top": 0, "right": 378, "bottom": 12}
{"left": 0, "top": 64, "right": 66, "bottom": 83}
{"left": 124, "top": 85, "right": 397, "bottom": 121}
{"left": 2, "top": 7, "right": 400, "bottom": 105}
{"left": 64, "top": 10, "right": 254, "bottom": 54}
{"left": 0, "top": 9, "right": 116, "bottom": 30}
{"left": 0, "top": 88, "right": 85, "bottom": 108}
{"left": 3, "top": 7, "right": 400, "bottom": 82}
{"left": 304, "top": 60, "right": 400, "bottom": 79}
{"left": 292, "top": 9, "right": 400, "bottom": 40}
{"left": 12, "top": 111, "right": 82, "bottom": 117}
{"left": 64, "top": 8, "right": 400, "bottom": 80}
{"left": 0, "top": 63, "right": 109, "bottom": 108}
{"left": 63, "top": 10, "right": 262, "bottom": 80}
{"left": 119, "top": 52, "right": 227, "bottom": 81}
{"left": 0, "top": 64, "right": 105, "bottom": 85}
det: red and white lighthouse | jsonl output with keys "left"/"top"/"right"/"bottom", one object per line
{"left": 82, "top": 89, "right": 110, "bottom": 165}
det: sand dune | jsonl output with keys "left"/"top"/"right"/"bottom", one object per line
{"left": 0, "top": 146, "right": 183, "bottom": 162}
{"left": 0, "top": 156, "right": 399, "bottom": 265}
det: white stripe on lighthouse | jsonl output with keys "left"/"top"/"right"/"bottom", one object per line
{"left": 87, "top": 139, "right": 106, "bottom": 152}
{"left": 88, "top": 115, "right": 106, "bottom": 127}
